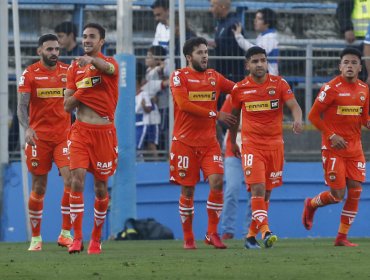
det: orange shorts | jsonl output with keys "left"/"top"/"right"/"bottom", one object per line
{"left": 68, "top": 120, "right": 118, "bottom": 181}
{"left": 169, "top": 140, "right": 224, "bottom": 186}
{"left": 322, "top": 150, "right": 366, "bottom": 189}
{"left": 241, "top": 145, "right": 284, "bottom": 191}
{"left": 25, "top": 139, "right": 69, "bottom": 175}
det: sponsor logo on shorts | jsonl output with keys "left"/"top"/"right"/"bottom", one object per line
{"left": 269, "top": 171, "right": 282, "bottom": 179}
{"left": 213, "top": 155, "right": 222, "bottom": 162}
{"left": 244, "top": 99, "right": 279, "bottom": 111}
{"left": 31, "top": 159, "right": 39, "bottom": 168}
{"left": 357, "top": 162, "right": 366, "bottom": 170}
{"left": 97, "top": 161, "right": 112, "bottom": 170}
{"left": 36, "top": 88, "right": 64, "bottom": 98}
{"left": 245, "top": 167, "right": 252, "bottom": 176}
{"left": 188, "top": 91, "right": 216, "bottom": 101}
{"left": 76, "top": 76, "right": 101, "bottom": 88}
{"left": 336, "top": 106, "right": 362, "bottom": 116}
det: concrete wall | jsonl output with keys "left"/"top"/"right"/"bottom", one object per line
{"left": 2, "top": 161, "right": 370, "bottom": 242}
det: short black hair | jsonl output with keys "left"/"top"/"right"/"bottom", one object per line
{"left": 148, "top": 45, "right": 167, "bottom": 59}
{"left": 245, "top": 46, "right": 267, "bottom": 60}
{"left": 83, "top": 23, "right": 105, "bottom": 39}
{"left": 151, "top": 0, "right": 169, "bottom": 9}
{"left": 340, "top": 47, "right": 362, "bottom": 60}
{"left": 182, "top": 37, "right": 208, "bottom": 57}
{"left": 54, "top": 21, "right": 78, "bottom": 40}
{"left": 38, "top": 34, "right": 59, "bottom": 47}
{"left": 257, "top": 8, "right": 277, "bottom": 29}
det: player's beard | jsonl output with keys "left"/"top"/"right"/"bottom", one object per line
{"left": 42, "top": 53, "right": 58, "bottom": 67}
{"left": 192, "top": 60, "right": 207, "bottom": 72}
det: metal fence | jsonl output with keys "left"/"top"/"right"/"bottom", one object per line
{"left": 6, "top": 0, "right": 363, "bottom": 162}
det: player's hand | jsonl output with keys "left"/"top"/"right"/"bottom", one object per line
{"left": 232, "top": 23, "right": 242, "bottom": 35}
{"left": 330, "top": 134, "right": 347, "bottom": 150}
{"left": 292, "top": 120, "right": 303, "bottom": 134}
{"left": 75, "top": 55, "right": 94, "bottom": 67}
{"left": 231, "top": 143, "right": 241, "bottom": 158}
{"left": 25, "top": 128, "right": 38, "bottom": 146}
{"left": 217, "top": 112, "right": 237, "bottom": 127}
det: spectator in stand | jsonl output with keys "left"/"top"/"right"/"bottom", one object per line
{"left": 135, "top": 63, "right": 163, "bottom": 158}
{"left": 233, "top": 8, "right": 279, "bottom": 75}
{"left": 210, "top": 0, "right": 245, "bottom": 83}
{"left": 54, "top": 22, "right": 84, "bottom": 63}
{"left": 220, "top": 95, "right": 251, "bottom": 240}
{"left": 151, "top": 0, "right": 170, "bottom": 50}
{"left": 336, "top": 0, "right": 370, "bottom": 44}
{"left": 362, "top": 23, "right": 370, "bottom": 85}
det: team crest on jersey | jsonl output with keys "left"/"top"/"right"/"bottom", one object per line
{"left": 208, "top": 78, "right": 216, "bottom": 87}
{"left": 328, "top": 171, "right": 336, "bottom": 182}
{"left": 359, "top": 93, "right": 366, "bottom": 102}
{"left": 267, "top": 88, "right": 276, "bottom": 95}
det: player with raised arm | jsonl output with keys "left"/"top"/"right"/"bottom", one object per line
{"left": 169, "top": 37, "right": 237, "bottom": 249}
{"left": 303, "top": 47, "right": 370, "bottom": 246}
{"left": 64, "top": 23, "right": 119, "bottom": 255}
{"left": 17, "top": 34, "right": 72, "bottom": 251}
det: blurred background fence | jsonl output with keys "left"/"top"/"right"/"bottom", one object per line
{"left": 5, "top": 0, "right": 370, "bottom": 163}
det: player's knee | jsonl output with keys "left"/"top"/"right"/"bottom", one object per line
{"left": 71, "top": 176, "right": 84, "bottom": 192}
{"left": 348, "top": 187, "right": 362, "bottom": 200}
{"left": 330, "top": 192, "right": 344, "bottom": 203}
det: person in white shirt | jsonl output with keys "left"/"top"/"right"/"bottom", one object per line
{"left": 233, "top": 8, "right": 279, "bottom": 75}
{"left": 151, "top": 0, "right": 170, "bottom": 50}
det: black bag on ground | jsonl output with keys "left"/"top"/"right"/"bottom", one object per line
{"left": 116, "top": 218, "right": 174, "bottom": 240}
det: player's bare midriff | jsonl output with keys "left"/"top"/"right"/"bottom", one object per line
{"left": 76, "top": 103, "right": 112, "bottom": 125}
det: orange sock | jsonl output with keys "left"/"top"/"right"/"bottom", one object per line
{"left": 338, "top": 187, "right": 361, "bottom": 235}
{"left": 91, "top": 194, "right": 109, "bottom": 241}
{"left": 179, "top": 195, "right": 194, "bottom": 241}
{"left": 28, "top": 191, "right": 44, "bottom": 237}
{"left": 311, "top": 191, "right": 339, "bottom": 208}
{"left": 69, "top": 191, "right": 84, "bottom": 240}
{"left": 251, "top": 196, "right": 270, "bottom": 237}
{"left": 247, "top": 200, "right": 269, "bottom": 238}
{"left": 207, "top": 189, "right": 223, "bottom": 234}
{"left": 61, "top": 186, "right": 71, "bottom": 231}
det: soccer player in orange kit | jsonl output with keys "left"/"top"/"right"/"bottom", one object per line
{"left": 64, "top": 23, "right": 119, "bottom": 254}
{"left": 302, "top": 47, "right": 370, "bottom": 246}
{"left": 169, "top": 37, "right": 237, "bottom": 249}
{"left": 229, "top": 46, "right": 303, "bottom": 249}
{"left": 17, "top": 34, "right": 72, "bottom": 251}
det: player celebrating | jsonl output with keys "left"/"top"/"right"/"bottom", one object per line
{"left": 169, "top": 37, "right": 237, "bottom": 249}
{"left": 230, "top": 46, "right": 303, "bottom": 249}
{"left": 17, "top": 34, "right": 72, "bottom": 251}
{"left": 303, "top": 47, "right": 370, "bottom": 246}
{"left": 64, "top": 23, "right": 119, "bottom": 254}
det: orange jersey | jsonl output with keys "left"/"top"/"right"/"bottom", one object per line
{"left": 66, "top": 53, "right": 119, "bottom": 121}
{"left": 170, "top": 67, "right": 235, "bottom": 146}
{"left": 310, "top": 75, "right": 369, "bottom": 157}
{"left": 231, "top": 74, "right": 295, "bottom": 150}
{"left": 18, "top": 61, "right": 70, "bottom": 142}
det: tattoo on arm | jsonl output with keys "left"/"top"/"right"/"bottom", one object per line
{"left": 17, "top": 93, "right": 30, "bottom": 129}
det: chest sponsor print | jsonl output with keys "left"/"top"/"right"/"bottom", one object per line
{"left": 76, "top": 76, "right": 101, "bottom": 89}
{"left": 188, "top": 91, "right": 216, "bottom": 101}
{"left": 336, "top": 106, "right": 362, "bottom": 115}
{"left": 36, "top": 88, "right": 64, "bottom": 98}
{"left": 244, "top": 99, "right": 279, "bottom": 111}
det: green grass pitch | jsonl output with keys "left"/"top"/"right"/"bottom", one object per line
{"left": 1, "top": 238, "right": 370, "bottom": 279}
